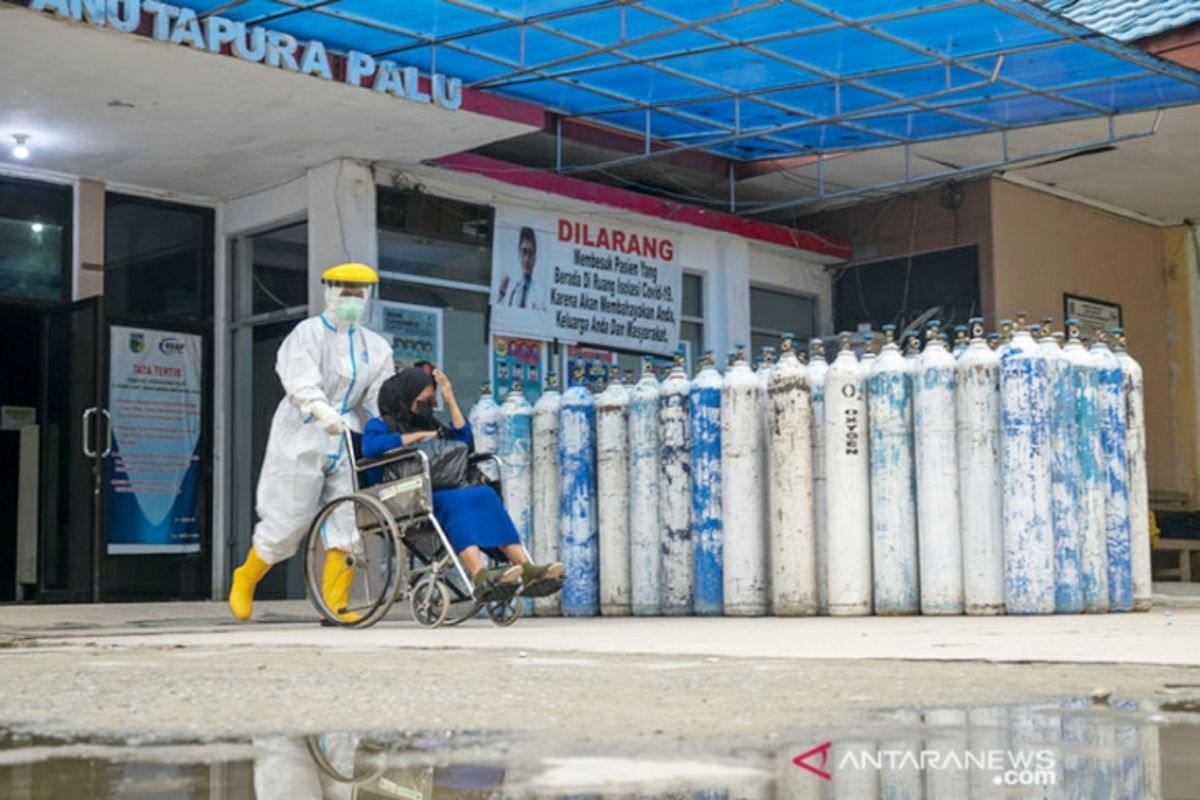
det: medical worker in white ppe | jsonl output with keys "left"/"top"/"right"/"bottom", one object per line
{"left": 228, "top": 263, "right": 394, "bottom": 623}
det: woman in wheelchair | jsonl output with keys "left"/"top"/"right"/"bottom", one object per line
{"left": 363, "top": 367, "right": 564, "bottom": 601}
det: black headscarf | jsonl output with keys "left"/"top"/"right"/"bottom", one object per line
{"left": 378, "top": 367, "right": 444, "bottom": 435}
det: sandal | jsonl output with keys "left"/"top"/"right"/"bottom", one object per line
{"left": 472, "top": 565, "right": 522, "bottom": 602}
{"left": 520, "top": 562, "right": 565, "bottom": 598}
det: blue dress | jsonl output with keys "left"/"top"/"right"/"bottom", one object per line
{"left": 361, "top": 418, "right": 521, "bottom": 555}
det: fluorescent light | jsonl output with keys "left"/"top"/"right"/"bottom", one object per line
{"left": 12, "top": 134, "right": 30, "bottom": 160}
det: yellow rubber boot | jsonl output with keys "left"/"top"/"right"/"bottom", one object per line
{"left": 228, "top": 547, "right": 270, "bottom": 621}
{"left": 322, "top": 549, "right": 362, "bottom": 623}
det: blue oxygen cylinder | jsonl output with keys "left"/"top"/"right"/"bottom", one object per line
{"left": 1040, "top": 320, "right": 1083, "bottom": 614}
{"left": 956, "top": 317, "right": 1005, "bottom": 615}
{"left": 596, "top": 366, "right": 631, "bottom": 616}
{"left": 806, "top": 339, "right": 830, "bottom": 614}
{"left": 1000, "top": 315, "right": 1055, "bottom": 614}
{"left": 690, "top": 350, "right": 723, "bottom": 616}
{"left": 867, "top": 324, "right": 919, "bottom": 615}
{"left": 497, "top": 377, "right": 534, "bottom": 562}
{"left": 559, "top": 366, "right": 598, "bottom": 616}
{"left": 467, "top": 382, "right": 500, "bottom": 481}
{"left": 531, "top": 373, "right": 563, "bottom": 616}
{"left": 1092, "top": 330, "right": 1133, "bottom": 612}
{"left": 1114, "top": 331, "right": 1152, "bottom": 612}
{"left": 629, "top": 358, "right": 662, "bottom": 616}
{"left": 1063, "top": 321, "right": 1108, "bottom": 613}
{"left": 914, "top": 321, "right": 964, "bottom": 615}
{"left": 659, "top": 353, "right": 693, "bottom": 615}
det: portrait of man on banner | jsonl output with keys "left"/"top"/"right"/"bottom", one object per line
{"left": 495, "top": 226, "right": 545, "bottom": 310}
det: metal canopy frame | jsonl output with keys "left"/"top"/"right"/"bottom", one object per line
{"left": 170, "top": 0, "right": 1200, "bottom": 211}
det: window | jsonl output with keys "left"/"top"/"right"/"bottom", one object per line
{"left": 0, "top": 176, "right": 71, "bottom": 303}
{"left": 751, "top": 285, "right": 818, "bottom": 359}
{"left": 105, "top": 193, "right": 214, "bottom": 322}
{"left": 833, "top": 245, "right": 980, "bottom": 334}
{"left": 244, "top": 222, "right": 307, "bottom": 318}
{"left": 377, "top": 189, "right": 493, "bottom": 401}
{"left": 680, "top": 271, "right": 705, "bottom": 362}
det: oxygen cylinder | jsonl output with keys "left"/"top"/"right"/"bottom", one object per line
{"left": 531, "top": 373, "right": 563, "bottom": 616}
{"left": 690, "top": 351, "right": 723, "bottom": 616}
{"left": 952, "top": 325, "right": 969, "bottom": 358}
{"left": 1093, "top": 331, "right": 1133, "bottom": 612}
{"left": 1039, "top": 322, "right": 1082, "bottom": 614}
{"left": 559, "top": 366, "right": 598, "bottom": 616}
{"left": 767, "top": 333, "right": 816, "bottom": 616}
{"left": 914, "top": 321, "right": 963, "bottom": 615}
{"left": 996, "top": 319, "right": 1014, "bottom": 358}
{"left": 867, "top": 325, "right": 918, "bottom": 615}
{"left": 497, "top": 378, "right": 534, "bottom": 570}
{"left": 956, "top": 317, "right": 1005, "bottom": 615}
{"left": 825, "top": 333, "right": 872, "bottom": 616}
{"left": 1063, "top": 321, "right": 1108, "bottom": 613}
{"left": 1000, "top": 316, "right": 1055, "bottom": 614}
{"left": 659, "top": 354, "right": 693, "bottom": 615}
{"left": 467, "top": 382, "right": 500, "bottom": 481}
{"left": 629, "top": 359, "right": 662, "bottom": 616}
{"left": 1114, "top": 331, "right": 1152, "bottom": 612}
{"left": 806, "top": 339, "right": 830, "bottom": 615}
{"left": 721, "top": 345, "right": 767, "bottom": 616}
{"left": 596, "top": 367, "right": 631, "bottom": 616}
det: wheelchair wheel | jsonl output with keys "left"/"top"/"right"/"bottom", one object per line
{"left": 304, "top": 492, "right": 403, "bottom": 628}
{"left": 410, "top": 575, "right": 451, "bottom": 628}
{"left": 304, "top": 734, "right": 391, "bottom": 786}
{"left": 486, "top": 593, "right": 523, "bottom": 627}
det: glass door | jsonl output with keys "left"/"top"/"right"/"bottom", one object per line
{"left": 39, "top": 298, "right": 106, "bottom": 601}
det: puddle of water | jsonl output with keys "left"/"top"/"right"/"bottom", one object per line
{"left": 0, "top": 697, "right": 1197, "bottom": 798}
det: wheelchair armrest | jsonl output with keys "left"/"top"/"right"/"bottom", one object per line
{"left": 356, "top": 446, "right": 427, "bottom": 473}
{"left": 469, "top": 451, "right": 496, "bottom": 464}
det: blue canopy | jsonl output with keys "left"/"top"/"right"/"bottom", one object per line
{"left": 172, "top": 0, "right": 1200, "bottom": 162}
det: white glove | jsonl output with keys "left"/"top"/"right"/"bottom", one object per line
{"left": 311, "top": 402, "right": 346, "bottom": 436}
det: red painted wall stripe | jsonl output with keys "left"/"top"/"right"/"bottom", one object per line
{"left": 432, "top": 153, "right": 852, "bottom": 260}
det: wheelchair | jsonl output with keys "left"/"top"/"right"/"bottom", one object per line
{"left": 302, "top": 430, "right": 529, "bottom": 629}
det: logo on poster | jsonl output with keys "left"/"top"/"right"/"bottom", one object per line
{"left": 129, "top": 332, "right": 145, "bottom": 354}
{"left": 159, "top": 338, "right": 187, "bottom": 356}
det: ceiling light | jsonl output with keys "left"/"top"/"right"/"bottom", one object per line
{"left": 12, "top": 134, "right": 30, "bottom": 160}
{"left": 31, "top": 223, "right": 44, "bottom": 233}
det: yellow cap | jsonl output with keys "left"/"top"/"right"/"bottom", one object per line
{"left": 321, "top": 262, "right": 378, "bottom": 285}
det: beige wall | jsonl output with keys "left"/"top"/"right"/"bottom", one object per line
{"left": 990, "top": 179, "right": 1180, "bottom": 500}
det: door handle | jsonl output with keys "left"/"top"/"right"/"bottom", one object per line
{"left": 99, "top": 409, "right": 113, "bottom": 458}
{"left": 82, "top": 408, "right": 97, "bottom": 458}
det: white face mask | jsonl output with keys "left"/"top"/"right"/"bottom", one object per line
{"left": 335, "top": 296, "right": 366, "bottom": 324}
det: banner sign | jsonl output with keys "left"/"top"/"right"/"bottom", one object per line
{"left": 107, "top": 326, "right": 203, "bottom": 555}
{"left": 491, "top": 336, "right": 544, "bottom": 404}
{"left": 490, "top": 206, "right": 681, "bottom": 356}
{"left": 378, "top": 302, "right": 442, "bottom": 371}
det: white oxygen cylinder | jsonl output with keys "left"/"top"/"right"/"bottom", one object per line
{"left": 531, "top": 373, "right": 562, "bottom": 616}
{"left": 824, "top": 332, "right": 872, "bottom": 616}
{"left": 628, "top": 359, "right": 662, "bottom": 616}
{"left": 497, "top": 378, "right": 534, "bottom": 559}
{"left": 956, "top": 317, "right": 1005, "bottom": 615}
{"left": 467, "top": 382, "right": 500, "bottom": 481}
{"left": 806, "top": 339, "right": 830, "bottom": 615}
{"left": 767, "top": 333, "right": 816, "bottom": 616}
{"left": 1063, "top": 321, "right": 1109, "bottom": 613}
{"left": 913, "top": 321, "right": 963, "bottom": 615}
{"left": 1114, "top": 331, "right": 1152, "bottom": 612}
{"left": 867, "top": 325, "right": 918, "bottom": 615}
{"left": 720, "top": 345, "right": 767, "bottom": 616}
{"left": 1041, "top": 321, "right": 1083, "bottom": 614}
{"left": 596, "top": 367, "right": 631, "bottom": 616}
{"left": 659, "top": 354, "right": 693, "bottom": 615}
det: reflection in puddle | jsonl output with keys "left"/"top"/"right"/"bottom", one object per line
{"left": 0, "top": 697, "right": 1196, "bottom": 799}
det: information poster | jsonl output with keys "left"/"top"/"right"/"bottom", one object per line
{"left": 492, "top": 336, "right": 544, "bottom": 404}
{"left": 378, "top": 302, "right": 442, "bottom": 371}
{"left": 563, "top": 345, "right": 616, "bottom": 391}
{"left": 107, "top": 327, "right": 203, "bottom": 555}
{"left": 490, "top": 206, "right": 681, "bottom": 355}
{"left": 1064, "top": 294, "right": 1122, "bottom": 340}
